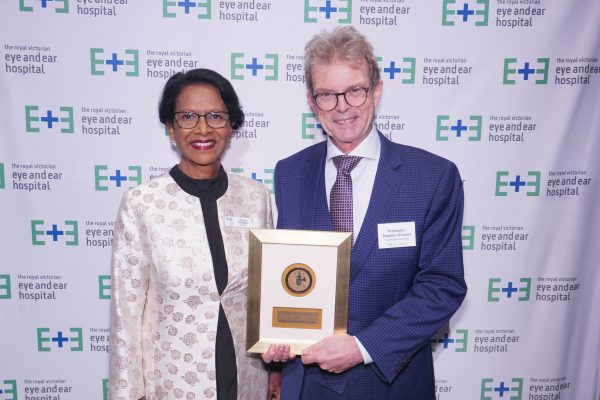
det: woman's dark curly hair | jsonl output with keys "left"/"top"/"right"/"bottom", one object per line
{"left": 158, "top": 68, "right": 244, "bottom": 130}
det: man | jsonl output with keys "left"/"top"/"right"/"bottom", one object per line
{"left": 265, "top": 26, "right": 467, "bottom": 400}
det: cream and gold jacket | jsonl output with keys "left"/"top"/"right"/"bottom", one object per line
{"left": 108, "top": 172, "right": 272, "bottom": 400}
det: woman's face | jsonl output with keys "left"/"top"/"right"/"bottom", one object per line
{"left": 168, "top": 84, "right": 232, "bottom": 179}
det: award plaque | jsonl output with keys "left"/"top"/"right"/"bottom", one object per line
{"left": 246, "top": 228, "right": 351, "bottom": 354}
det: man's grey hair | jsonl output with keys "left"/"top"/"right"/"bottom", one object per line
{"left": 304, "top": 26, "right": 380, "bottom": 92}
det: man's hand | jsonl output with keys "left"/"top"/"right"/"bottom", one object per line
{"left": 301, "top": 334, "right": 364, "bottom": 373}
{"left": 262, "top": 344, "right": 295, "bottom": 363}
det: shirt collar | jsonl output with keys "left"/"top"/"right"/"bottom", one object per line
{"left": 326, "top": 126, "right": 380, "bottom": 161}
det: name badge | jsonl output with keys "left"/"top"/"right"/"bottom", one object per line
{"left": 224, "top": 216, "right": 252, "bottom": 228}
{"left": 377, "top": 222, "right": 416, "bottom": 249}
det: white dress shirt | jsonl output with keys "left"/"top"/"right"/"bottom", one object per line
{"left": 325, "top": 127, "right": 381, "bottom": 364}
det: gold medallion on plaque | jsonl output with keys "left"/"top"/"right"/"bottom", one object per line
{"left": 281, "top": 263, "right": 316, "bottom": 297}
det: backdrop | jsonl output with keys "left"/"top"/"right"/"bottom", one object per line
{"left": 1, "top": 1, "right": 599, "bottom": 399}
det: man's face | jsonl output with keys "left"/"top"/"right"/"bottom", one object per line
{"left": 308, "top": 59, "right": 382, "bottom": 154}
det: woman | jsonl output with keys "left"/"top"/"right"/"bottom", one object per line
{"left": 108, "top": 69, "right": 273, "bottom": 400}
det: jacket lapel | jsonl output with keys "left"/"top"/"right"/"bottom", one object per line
{"left": 351, "top": 132, "right": 404, "bottom": 281}
{"left": 302, "top": 143, "right": 333, "bottom": 231}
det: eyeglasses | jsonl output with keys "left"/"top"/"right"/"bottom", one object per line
{"left": 312, "top": 86, "right": 370, "bottom": 111}
{"left": 173, "top": 111, "right": 230, "bottom": 129}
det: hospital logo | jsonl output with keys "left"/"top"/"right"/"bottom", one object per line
{"left": 488, "top": 278, "right": 531, "bottom": 302}
{"left": 103, "top": 378, "right": 109, "bottom": 400}
{"left": 503, "top": 58, "right": 549, "bottom": 84}
{"left": 25, "top": 105, "right": 74, "bottom": 134}
{"left": 442, "top": 0, "right": 489, "bottom": 26}
{"left": 231, "top": 53, "right": 278, "bottom": 80}
{"left": 377, "top": 57, "right": 416, "bottom": 83}
{"left": 431, "top": 329, "right": 468, "bottom": 352}
{"left": 495, "top": 171, "right": 541, "bottom": 196}
{"left": 230, "top": 167, "right": 274, "bottom": 193}
{"left": 301, "top": 113, "right": 323, "bottom": 140}
{"left": 37, "top": 328, "right": 84, "bottom": 351}
{"left": 304, "top": 0, "right": 352, "bottom": 24}
{"left": 436, "top": 115, "right": 482, "bottom": 141}
{"left": 163, "top": 0, "right": 211, "bottom": 18}
{"left": 94, "top": 165, "right": 142, "bottom": 191}
{"left": 90, "top": 48, "right": 139, "bottom": 77}
{"left": 31, "top": 220, "right": 79, "bottom": 246}
{"left": 19, "top": 0, "right": 69, "bottom": 13}
{"left": 481, "top": 378, "right": 523, "bottom": 399}
{"left": 98, "top": 275, "right": 111, "bottom": 300}
{"left": 0, "top": 275, "right": 11, "bottom": 300}
{"left": 462, "top": 226, "right": 475, "bottom": 250}
{"left": 0, "top": 380, "right": 18, "bottom": 400}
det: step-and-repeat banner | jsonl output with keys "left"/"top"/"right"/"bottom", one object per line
{"left": 1, "top": 1, "right": 599, "bottom": 399}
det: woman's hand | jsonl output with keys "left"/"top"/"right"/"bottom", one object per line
{"left": 268, "top": 370, "right": 281, "bottom": 400}
{"left": 262, "top": 344, "right": 295, "bottom": 363}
